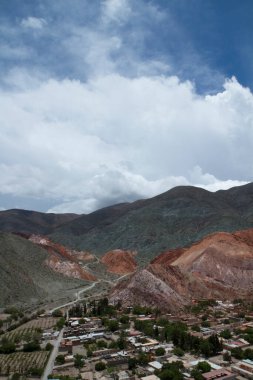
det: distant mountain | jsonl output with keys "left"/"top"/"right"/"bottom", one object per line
{"left": 0, "top": 233, "right": 90, "bottom": 309}
{"left": 110, "top": 228, "right": 253, "bottom": 311}
{"left": 0, "top": 209, "right": 79, "bottom": 235}
{"left": 50, "top": 183, "right": 253, "bottom": 261}
{"left": 1, "top": 183, "right": 253, "bottom": 263}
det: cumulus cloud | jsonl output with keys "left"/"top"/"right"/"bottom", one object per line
{"left": 21, "top": 17, "right": 47, "bottom": 29}
{"left": 0, "top": 71, "right": 252, "bottom": 213}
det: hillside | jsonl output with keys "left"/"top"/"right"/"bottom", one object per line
{"left": 109, "top": 228, "right": 253, "bottom": 311}
{"left": 50, "top": 183, "right": 253, "bottom": 261}
{"left": 100, "top": 249, "right": 137, "bottom": 274}
{"left": 0, "top": 209, "right": 79, "bottom": 235}
{"left": 0, "top": 233, "right": 90, "bottom": 309}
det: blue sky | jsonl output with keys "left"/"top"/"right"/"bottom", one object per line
{"left": 0, "top": 0, "right": 253, "bottom": 213}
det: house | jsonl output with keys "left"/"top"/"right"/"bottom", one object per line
{"left": 231, "top": 359, "right": 253, "bottom": 379}
{"left": 148, "top": 361, "right": 163, "bottom": 372}
{"left": 202, "top": 368, "right": 236, "bottom": 380}
{"left": 141, "top": 376, "right": 160, "bottom": 380}
{"left": 223, "top": 338, "right": 250, "bottom": 350}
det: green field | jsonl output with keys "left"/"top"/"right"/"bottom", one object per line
{"left": 0, "top": 351, "right": 49, "bottom": 375}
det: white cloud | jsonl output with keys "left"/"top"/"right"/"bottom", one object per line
{"left": 0, "top": 71, "right": 252, "bottom": 213}
{"left": 101, "top": 0, "right": 131, "bottom": 24}
{"left": 21, "top": 17, "right": 47, "bottom": 29}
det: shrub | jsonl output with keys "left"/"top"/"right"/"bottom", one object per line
{"left": 95, "top": 362, "right": 106, "bottom": 371}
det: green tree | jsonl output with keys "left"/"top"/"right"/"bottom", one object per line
{"left": 173, "top": 347, "right": 184, "bottom": 357}
{"left": 197, "top": 361, "right": 211, "bottom": 373}
{"left": 95, "top": 362, "right": 106, "bottom": 371}
{"left": 223, "top": 351, "right": 231, "bottom": 362}
{"left": 107, "top": 320, "right": 119, "bottom": 332}
{"left": 155, "top": 347, "right": 165, "bottom": 356}
{"left": 23, "top": 341, "right": 40, "bottom": 352}
{"left": 138, "top": 352, "right": 150, "bottom": 365}
{"left": 191, "top": 368, "right": 204, "bottom": 380}
{"left": 128, "top": 357, "right": 137, "bottom": 370}
{"left": 52, "top": 310, "right": 63, "bottom": 317}
{"left": 56, "top": 317, "right": 66, "bottom": 330}
{"left": 55, "top": 354, "right": 65, "bottom": 365}
{"left": 97, "top": 340, "right": 108, "bottom": 349}
{"left": 74, "top": 354, "right": 84, "bottom": 368}
{"left": 220, "top": 329, "right": 232, "bottom": 339}
{"left": 45, "top": 342, "right": 53, "bottom": 351}
{"left": 231, "top": 347, "right": 243, "bottom": 359}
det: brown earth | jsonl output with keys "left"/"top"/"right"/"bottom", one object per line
{"left": 100, "top": 249, "right": 137, "bottom": 274}
{"left": 110, "top": 228, "right": 253, "bottom": 311}
{"left": 28, "top": 235, "right": 96, "bottom": 281}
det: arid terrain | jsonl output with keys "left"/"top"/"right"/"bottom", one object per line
{"left": 110, "top": 228, "right": 253, "bottom": 311}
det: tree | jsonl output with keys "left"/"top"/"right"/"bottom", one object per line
{"left": 117, "top": 332, "right": 127, "bottom": 350}
{"left": 208, "top": 334, "right": 222, "bottom": 355}
{"left": 231, "top": 347, "right": 243, "bottom": 359}
{"left": 173, "top": 347, "right": 184, "bottom": 357}
{"left": 220, "top": 329, "right": 232, "bottom": 339}
{"left": 23, "top": 341, "right": 40, "bottom": 352}
{"left": 95, "top": 362, "right": 106, "bottom": 371}
{"left": 0, "top": 338, "right": 16, "bottom": 354}
{"left": 199, "top": 340, "right": 212, "bottom": 358}
{"left": 107, "top": 320, "right": 119, "bottom": 332}
{"left": 159, "top": 362, "right": 184, "bottom": 380}
{"left": 11, "top": 374, "right": 20, "bottom": 380}
{"left": 56, "top": 317, "right": 66, "bottom": 330}
{"left": 74, "top": 354, "right": 84, "bottom": 368}
{"left": 55, "top": 355, "right": 65, "bottom": 365}
{"left": 120, "top": 315, "right": 129, "bottom": 324}
{"left": 45, "top": 342, "right": 53, "bottom": 351}
{"left": 196, "top": 361, "right": 211, "bottom": 373}
{"left": 155, "top": 347, "right": 165, "bottom": 356}
{"left": 223, "top": 351, "right": 231, "bottom": 362}
{"left": 191, "top": 369, "right": 204, "bottom": 380}
{"left": 138, "top": 352, "right": 150, "bottom": 365}
{"left": 128, "top": 357, "right": 137, "bottom": 370}
{"left": 97, "top": 340, "right": 108, "bottom": 348}
{"left": 52, "top": 310, "right": 63, "bottom": 317}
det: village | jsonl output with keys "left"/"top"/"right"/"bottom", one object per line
{"left": 0, "top": 298, "right": 253, "bottom": 380}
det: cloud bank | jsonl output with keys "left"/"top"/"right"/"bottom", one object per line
{"left": 0, "top": 72, "right": 251, "bottom": 213}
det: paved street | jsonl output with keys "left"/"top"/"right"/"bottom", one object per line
{"left": 41, "top": 328, "right": 64, "bottom": 380}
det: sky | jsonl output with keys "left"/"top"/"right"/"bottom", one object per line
{"left": 0, "top": 0, "right": 253, "bottom": 214}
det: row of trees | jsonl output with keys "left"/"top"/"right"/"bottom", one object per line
{"left": 134, "top": 319, "right": 222, "bottom": 357}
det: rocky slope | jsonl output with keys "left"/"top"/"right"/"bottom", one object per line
{"left": 110, "top": 228, "right": 253, "bottom": 311}
{"left": 100, "top": 249, "right": 137, "bottom": 274}
{"left": 50, "top": 183, "right": 253, "bottom": 261}
{"left": 28, "top": 235, "right": 96, "bottom": 281}
{"left": 0, "top": 233, "right": 90, "bottom": 308}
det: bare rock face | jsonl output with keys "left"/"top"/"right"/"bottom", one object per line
{"left": 29, "top": 235, "right": 96, "bottom": 281}
{"left": 100, "top": 249, "right": 137, "bottom": 274}
{"left": 110, "top": 229, "right": 253, "bottom": 311}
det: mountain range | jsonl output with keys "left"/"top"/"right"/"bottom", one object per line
{"left": 1, "top": 182, "right": 253, "bottom": 309}
{"left": 2, "top": 183, "right": 253, "bottom": 262}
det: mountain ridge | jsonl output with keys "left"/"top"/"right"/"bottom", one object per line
{"left": 1, "top": 183, "right": 253, "bottom": 261}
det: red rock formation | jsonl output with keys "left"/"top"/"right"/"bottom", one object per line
{"left": 28, "top": 235, "right": 96, "bottom": 281}
{"left": 110, "top": 228, "right": 253, "bottom": 311}
{"left": 101, "top": 249, "right": 137, "bottom": 274}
